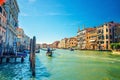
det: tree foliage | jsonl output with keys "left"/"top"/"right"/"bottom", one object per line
{"left": 110, "top": 43, "right": 120, "bottom": 50}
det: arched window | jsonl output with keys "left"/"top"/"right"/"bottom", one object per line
{"left": 106, "top": 35, "right": 108, "bottom": 39}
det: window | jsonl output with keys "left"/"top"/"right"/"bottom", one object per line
{"left": 0, "top": 7, "right": 2, "bottom": 13}
{"left": 102, "top": 35, "right": 104, "bottom": 39}
{"left": 106, "top": 41, "right": 108, "bottom": 44}
{"left": 106, "top": 35, "right": 108, "bottom": 39}
{"left": 98, "top": 36, "right": 101, "bottom": 39}
{"left": 0, "top": 17, "right": 1, "bottom": 22}
{"left": 106, "top": 28, "right": 108, "bottom": 32}
{"left": 97, "top": 41, "right": 99, "bottom": 44}
{"left": 102, "top": 30, "right": 104, "bottom": 33}
{"left": 3, "top": 12, "right": 6, "bottom": 17}
{"left": 110, "top": 35, "right": 112, "bottom": 39}
{"left": 102, "top": 41, "right": 104, "bottom": 44}
{"left": 109, "top": 29, "right": 111, "bottom": 33}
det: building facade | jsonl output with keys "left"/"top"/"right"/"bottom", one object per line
{"left": 0, "top": 6, "right": 6, "bottom": 44}
{"left": 23, "top": 34, "right": 30, "bottom": 50}
{"left": 16, "top": 27, "right": 24, "bottom": 51}
{"left": 113, "top": 23, "right": 120, "bottom": 42}
{"left": 58, "top": 38, "right": 68, "bottom": 49}
{"left": 4, "top": 0, "right": 19, "bottom": 53}
{"left": 77, "top": 28, "right": 86, "bottom": 49}
{"left": 42, "top": 43, "right": 47, "bottom": 48}
{"left": 66, "top": 38, "right": 70, "bottom": 48}
{"left": 0, "top": 5, "right": 6, "bottom": 55}
{"left": 52, "top": 41, "right": 60, "bottom": 48}
{"left": 97, "top": 22, "right": 120, "bottom": 50}
{"left": 97, "top": 26, "right": 104, "bottom": 50}
{"left": 86, "top": 28, "right": 97, "bottom": 50}
{"left": 68, "top": 37, "right": 77, "bottom": 48}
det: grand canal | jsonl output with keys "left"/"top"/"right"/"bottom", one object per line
{"left": 0, "top": 49, "right": 120, "bottom": 80}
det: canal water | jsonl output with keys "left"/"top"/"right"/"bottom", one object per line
{"left": 0, "top": 49, "right": 120, "bottom": 80}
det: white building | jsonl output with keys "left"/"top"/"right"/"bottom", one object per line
{"left": 4, "top": 0, "right": 20, "bottom": 53}
{"left": 77, "top": 27, "right": 86, "bottom": 49}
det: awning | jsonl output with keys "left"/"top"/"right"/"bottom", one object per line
{"left": 89, "top": 40, "right": 95, "bottom": 42}
{"left": 0, "top": 0, "right": 6, "bottom": 6}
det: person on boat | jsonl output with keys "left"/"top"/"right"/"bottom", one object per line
{"left": 47, "top": 47, "right": 51, "bottom": 53}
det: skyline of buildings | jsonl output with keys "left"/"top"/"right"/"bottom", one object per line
{"left": 40, "top": 21, "right": 120, "bottom": 50}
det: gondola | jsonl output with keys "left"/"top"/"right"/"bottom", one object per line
{"left": 70, "top": 48, "right": 74, "bottom": 51}
{"left": 46, "top": 51, "right": 52, "bottom": 57}
{"left": 36, "top": 49, "right": 40, "bottom": 53}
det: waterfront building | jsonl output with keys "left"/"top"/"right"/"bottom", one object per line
{"left": 42, "top": 43, "right": 47, "bottom": 48}
{"left": 52, "top": 41, "right": 60, "bottom": 48}
{"left": 97, "top": 21, "right": 120, "bottom": 50}
{"left": 113, "top": 23, "right": 120, "bottom": 42}
{"left": 36, "top": 44, "right": 40, "bottom": 49}
{"left": 69, "top": 37, "right": 77, "bottom": 48}
{"left": 77, "top": 28, "right": 86, "bottom": 49}
{"left": 103, "top": 22, "right": 113, "bottom": 50}
{"left": 48, "top": 44, "right": 53, "bottom": 48}
{"left": 23, "top": 34, "right": 30, "bottom": 50}
{"left": 58, "top": 38, "right": 68, "bottom": 49}
{"left": 86, "top": 28, "right": 97, "bottom": 50}
{"left": 58, "top": 42, "right": 61, "bottom": 48}
{"left": 66, "top": 38, "right": 70, "bottom": 48}
{"left": 97, "top": 26, "right": 104, "bottom": 50}
{"left": 4, "top": 0, "right": 20, "bottom": 53}
{"left": 16, "top": 27, "right": 25, "bottom": 51}
{"left": 0, "top": 6, "right": 6, "bottom": 44}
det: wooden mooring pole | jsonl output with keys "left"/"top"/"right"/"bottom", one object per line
{"left": 29, "top": 36, "right": 36, "bottom": 76}
{"left": 30, "top": 39, "right": 33, "bottom": 69}
{"left": 32, "top": 36, "right": 36, "bottom": 76}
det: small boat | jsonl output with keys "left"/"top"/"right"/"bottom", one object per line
{"left": 46, "top": 52, "right": 52, "bottom": 57}
{"left": 70, "top": 48, "right": 74, "bottom": 51}
{"left": 36, "top": 50, "right": 40, "bottom": 53}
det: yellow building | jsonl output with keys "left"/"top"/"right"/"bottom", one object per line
{"left": 66, "top": 38, "right": 70, "bottom": 48}
{"left": 97, "top": 21, "right": 120, "bottom": 50}
{"left": 58, "top": 38, "right": 68, "bottom": 49}
{"left": 86, "top": 28, "right": 97, "bottom": 50}
{"left": 68, "top": 37, "right": 77, "bottom": 48}
{"left": 97, "top": 26, "right": 104, "bottom": 50}
{"left": 52, "top": 41, "right": 60, "bottom": 48}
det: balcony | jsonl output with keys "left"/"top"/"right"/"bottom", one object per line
{"left": 89, "top": 39, "right": 96, "bottom": 42}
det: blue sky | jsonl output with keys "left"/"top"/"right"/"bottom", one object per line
{"left": 17, "top": 0, "right": 120, "bottom": 44}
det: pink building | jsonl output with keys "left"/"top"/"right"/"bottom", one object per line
{"left": 0, "top": 6, "right": 6, "bottom": 43}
